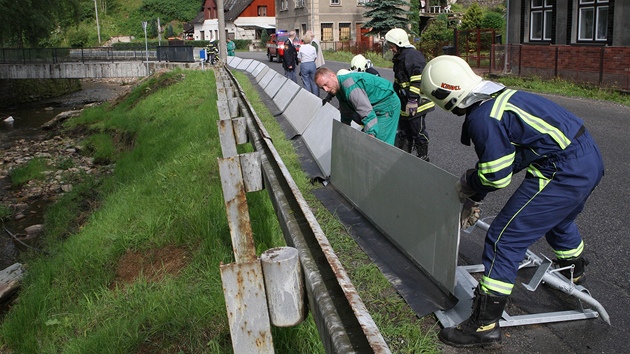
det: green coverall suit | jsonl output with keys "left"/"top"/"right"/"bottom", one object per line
{"left": 335, "top": 72, "right": 401, "bottom": 145}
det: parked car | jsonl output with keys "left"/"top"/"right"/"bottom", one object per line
{"left": 266, "top": 31, "right": 301, "bottom": 63}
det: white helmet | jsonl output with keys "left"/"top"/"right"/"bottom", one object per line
{"left": 350, "top": 54, "right": 368, "bottom": 71}
{"left": 385, "top": 28, "right": 413, "bottom": 48}
{"left": 421, "top": 55, "right": 505, "bottom": 111}
{"left": 337, "top": 69, "right": 352, "bottom": 75}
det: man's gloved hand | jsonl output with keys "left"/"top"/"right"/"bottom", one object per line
{"left": 455, "top": 169, "right": 477, "bottom": 202}
{"left": 405, "top": 99, "right": 418, "bottom": 116}
{"left": 461, "top": 198, "right": 482, "bottom": 230}
{"left": 322, "top": 93, "right": 333, "bottom": 106}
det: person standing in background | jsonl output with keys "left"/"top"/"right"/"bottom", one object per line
{"left": 226, "top": 38, "right": 235, "bottom": 56}
{"left": 385, "top": 28, "right": 435, "bottom": 161}
{"left": 282, "top": 31, "right": 299, "bottom": 83}
{"left": 306, "top": 30, "right": 325, "bottom": 69}
{"left": 298, "top": 33, "right": 318, "bottom": 96}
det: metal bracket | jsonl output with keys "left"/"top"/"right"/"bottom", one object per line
{"left": 436, "top": 219, "right": 611, "bottom": 328}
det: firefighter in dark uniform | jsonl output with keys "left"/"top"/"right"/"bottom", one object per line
{"left": 385, "top": 28, "right": 435, "bottom": 161}
{"left": 421, "top": 55, "right": 604, "bottom": 348}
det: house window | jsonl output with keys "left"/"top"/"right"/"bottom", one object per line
{"left": 339, "top": 23, "right": 351, "bottom": 41}
{"left": 258, "top": 6, "right": 267, "bottom": 16}
{"left": 280, "top": 0, "right": 288, "bottom": 11}
{"left": 577, "top": 0, "right": 608, "bottom": 42}
{"left": 358, "top": 0, "right": 372, "bottom": 4}
{"left": 529, "top": 0, "right": 553, "bottom": 41}
{"left": 321, "top": 23, "right": 334, "bottom": 41}
{"left": 330, "top": 0, "right": 340, "bottom": 5}
{"left": 295, "top": 0, "right": 305, "bottom": 8}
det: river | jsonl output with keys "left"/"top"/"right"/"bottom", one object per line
{"left": 0, "top": 79, "right": 132, "bottom": 270}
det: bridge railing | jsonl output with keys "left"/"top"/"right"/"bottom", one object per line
{"left": 0, "top": 47, "right": 162, "bottom": 64}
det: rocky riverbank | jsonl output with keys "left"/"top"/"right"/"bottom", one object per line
{"left": 0, "top": 79, "right": 135, "bottom": 269}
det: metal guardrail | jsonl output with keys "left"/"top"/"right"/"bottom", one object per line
{"left": 0, "top": 46, "right": 195, "bottom": 64}
{"left": 216, "top": 65, "right": 391, "bottom": 353}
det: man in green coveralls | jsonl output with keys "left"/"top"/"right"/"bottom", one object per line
{"left": 314, "top": 67, "right": 400, "bottom": 145}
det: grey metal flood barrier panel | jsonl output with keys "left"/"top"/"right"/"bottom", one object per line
{"left": 272, "top": 79, "right": 301, "bottom": 112}
{"left": 330, "top": 120, "right": 461, "bottom": 293}
{"left": 300, "top": 102, "right": 341, "bottom": 177}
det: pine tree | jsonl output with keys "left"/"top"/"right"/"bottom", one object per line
{"left": 362, "top": 0, "right": 412, "bottom": 37}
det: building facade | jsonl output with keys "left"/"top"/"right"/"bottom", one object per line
{"left": 505, "top": 0, "right": 630, "bottom": 89}
{"left": 274, "top": 0, "right": 375, "bottom": 47}
{"left": 192, "top": 0, "right": 276, "bottom": 41}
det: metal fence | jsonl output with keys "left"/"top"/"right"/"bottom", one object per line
{"left": 0, "top": 46, "right": 195, "bottom": 64}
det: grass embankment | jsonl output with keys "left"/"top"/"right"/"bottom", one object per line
{"left": 0, "top": 69, "right": 322, "bottom": 353}
{"left": 0, "top": 68, "right": 440, "bottom": 353}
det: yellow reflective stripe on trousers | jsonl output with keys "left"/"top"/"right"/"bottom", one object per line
{"left": 410, "top": 74, "right": 422, "bottom": 82}
{"left": 480, "top": 276, "right": 514, "bottom": 295}
{"left": 409, "top": 86, "right": 421, "bottom": 95}
{"left": 419, "top": 101, "right": 435, "bottom": 111}
{"left": 554, "top": 241, "right": 584, "bottom": 259}
{"left": 527, "top": 164, "right": 551, "bottom": 191}
{"left": 507, "top": 104, "right": 572, "bottom": 149}
{"left": 489, "top": 89, "right": 517, "bottom": 120}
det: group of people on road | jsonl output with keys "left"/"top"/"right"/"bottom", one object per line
{"left": 282, "top": 30, "right": 325, "bottom": 97}
{"left": 312, "top": 27, "right": 605, "bottom": 350}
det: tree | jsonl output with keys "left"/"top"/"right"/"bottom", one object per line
{"left": 0, "top": 0, "right": 80, "bottom": 47}
{"left": 420, "top": 14, "right": 454, "bottom": 59}
{"left": 409, "top": 0, "right": 420, "bottom": 38}
{"left": 362, "top": 0, "right": 411, "bottom": 37}
{"left": 460, "top": 2, "right": 484, "bottom": 30}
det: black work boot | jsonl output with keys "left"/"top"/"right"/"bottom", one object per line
{"left": 555, "top": 256, "right": 589, "bottom": 283}
{"left": 414, "top": 143, "right": 429, "bottom": 161}
{"left": 439, "top": 287, "right": 508, "bottom": 348}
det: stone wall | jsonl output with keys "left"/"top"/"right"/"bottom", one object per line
{"left": 0, "top": 79, "right": 81, "bottom": 109}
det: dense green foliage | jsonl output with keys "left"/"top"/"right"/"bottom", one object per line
{"left": 460, "top": 2, "right": 484, "bottom": 30}
{"left": 362, "top": 0, "right": 411, "bottom": 37}
{"left": 0, "top": 0, "right": 200, "bottom": 47}
{"left": 420, "top": 14, "right": 454, "bottom": 59}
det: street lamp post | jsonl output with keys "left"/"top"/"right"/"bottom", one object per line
{"left": 94, "top": 0, "right": 101, "bottom": 44}
{"left": 142, "top": 21, "right": 149, "bottom": 76}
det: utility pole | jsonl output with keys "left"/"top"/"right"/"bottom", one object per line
{"left": 142, "top": 21, "right": 149, "bottom": 76}
{"left": 158, "top": 17, "right": 162, "bottom": 46}
{"left": 94, "top": 0, "right": 101, "bottom": 44}
{"left": 217, "top": 0, "right": 227, "bottom": 62}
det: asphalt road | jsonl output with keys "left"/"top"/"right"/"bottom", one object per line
{"left": 235, "top": 51, "right": 630, "bottom": 353}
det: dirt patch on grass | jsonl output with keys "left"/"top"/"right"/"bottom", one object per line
{"left": 110, "top": 245, "right": 189, "bottom": 289}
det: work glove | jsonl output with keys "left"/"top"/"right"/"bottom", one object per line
{"left": 405, "top": 99, "right": 418, "bottom": 116}
{"left": 322, "top": 93, "right": 334, "bottom": 106}
{"left": 455, "top": 169, "right": 477, "bottom": 203}
{"left": 461, "top": 198, "right": 482, "bottom": 230}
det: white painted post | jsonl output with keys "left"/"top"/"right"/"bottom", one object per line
{"left": 260, "top": 247, "right": 306, "bottom": 327}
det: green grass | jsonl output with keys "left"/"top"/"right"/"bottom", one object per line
{"left": 8, "top": 157, "right": 49, "bottom": 187}
{"left": 0, "top": 69, "right": 322, "bottom": 353}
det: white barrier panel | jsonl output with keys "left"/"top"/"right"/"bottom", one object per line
{"left": 271, "top": 79, "right": 301, "bottom": 113}
{"left": 254, "top": 65, "right": 270, "bottom": 82}
{"left": 227, "top": 56, "right": 241, "bottom": 68}
{"left": 258, "top": 69, "right": 277, "bottom": 91}
{"left": 281, "top": 90, "right": 324, "bottom": 135}
{"left": 330, "top": 121, "right": 461, "bottom": 293}
{"left": 251, "top": 62, "right": 267, "bottom": 78}
{"left": 263, "top": 74, "right": 288, "bottom": 99}
{"left": 237, "top": 59, "right": 254, "bottom": 71}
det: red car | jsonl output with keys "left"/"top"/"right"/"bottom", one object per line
{"left": 266, "top": 31, "right": 301, "bottom": 63}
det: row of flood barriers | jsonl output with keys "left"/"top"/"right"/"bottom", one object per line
{"left": 215, "top": 57, "right": 611, "bottom": 352}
